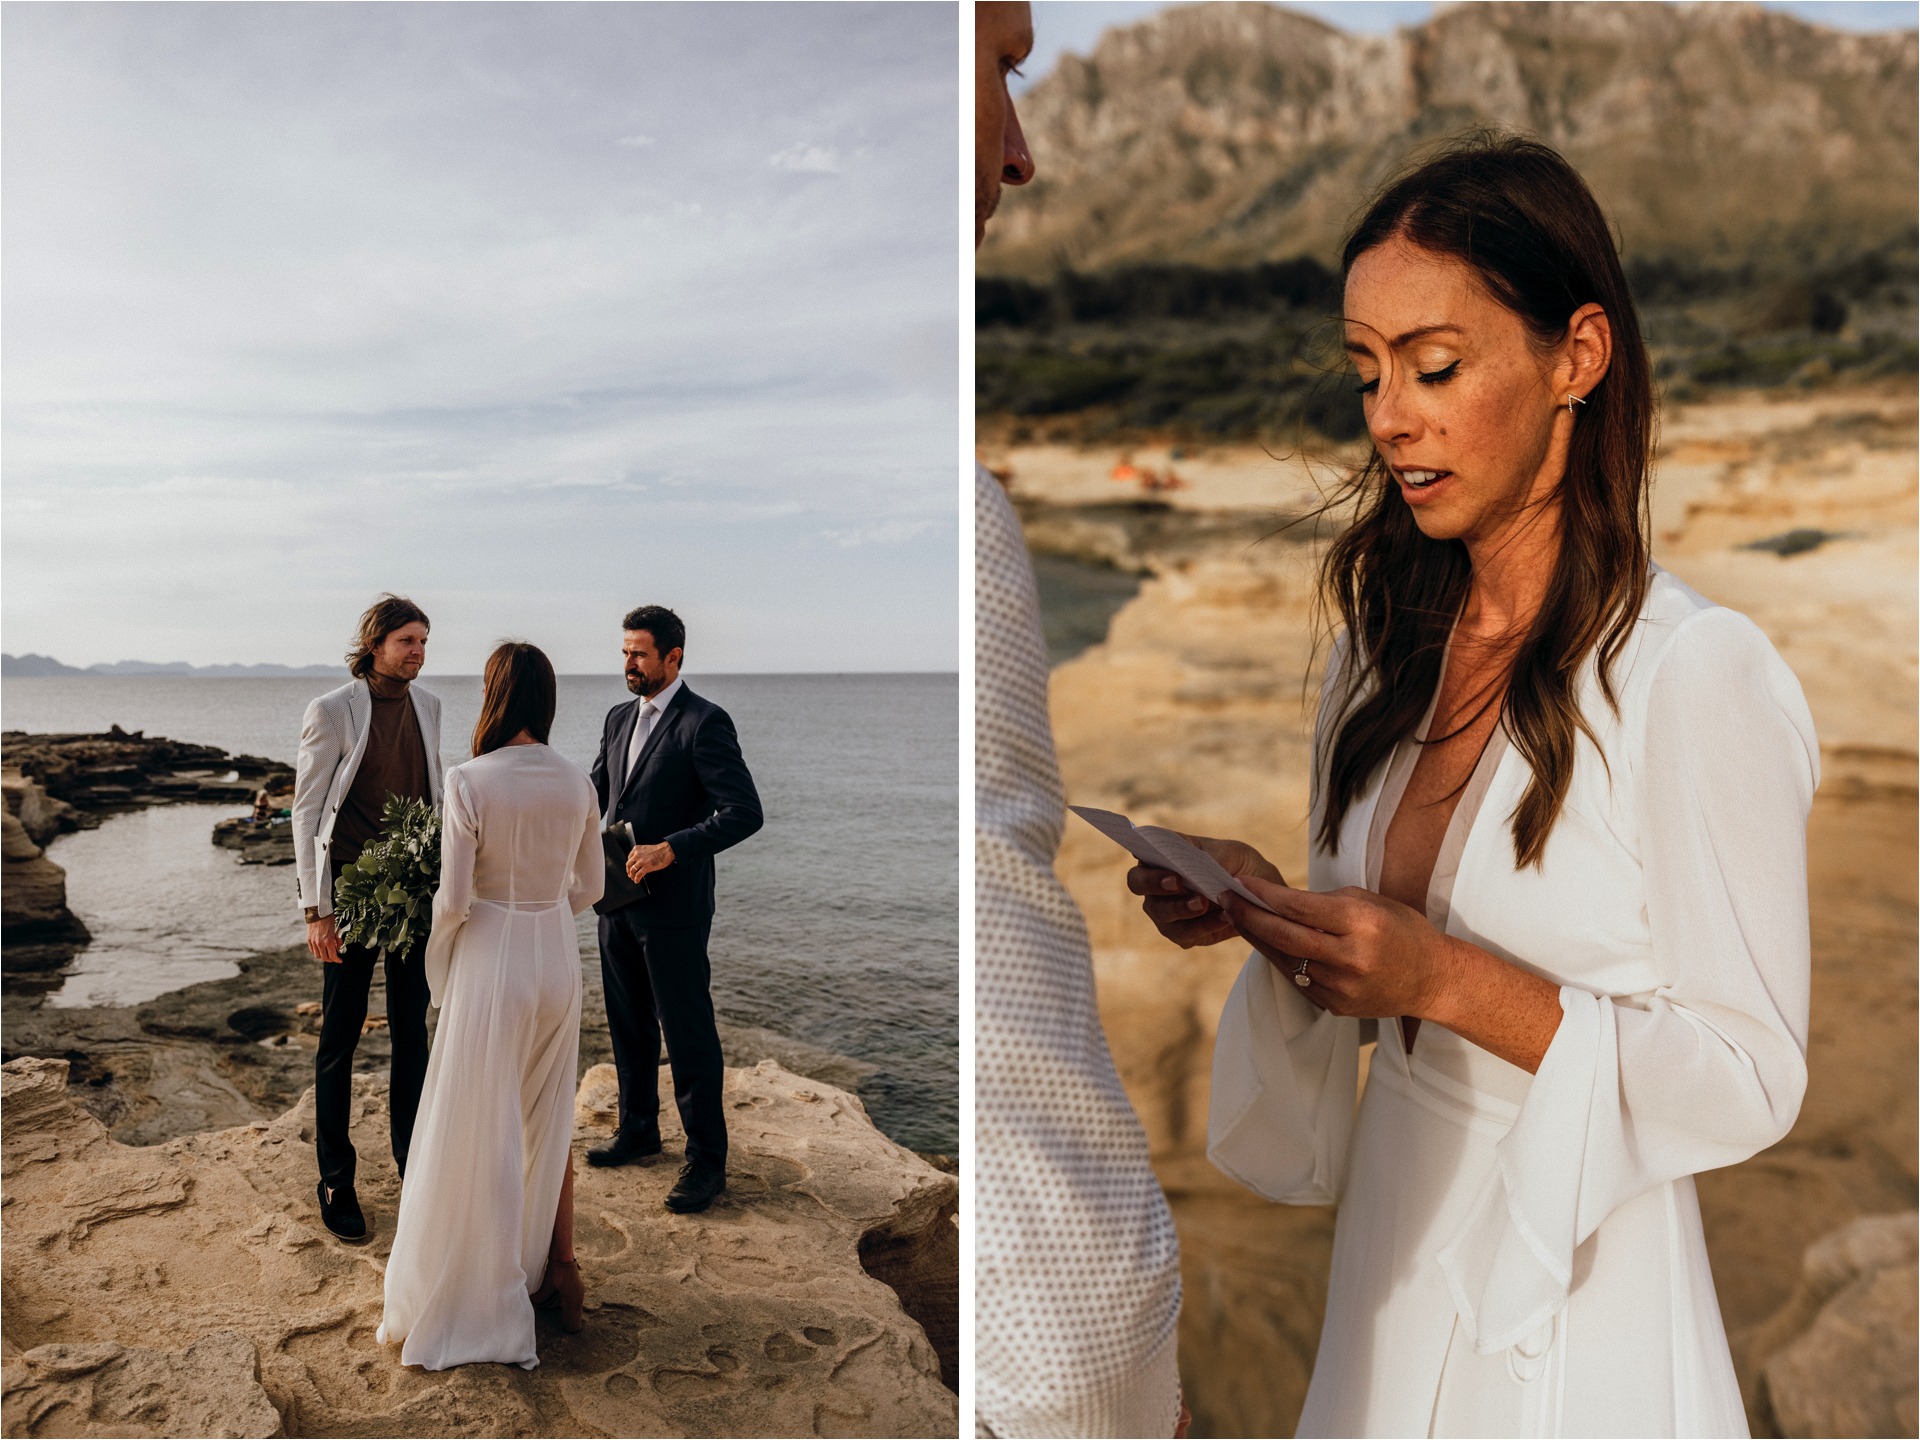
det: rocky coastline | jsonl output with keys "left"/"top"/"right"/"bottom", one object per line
{"left": 1, "top": 1054, "right": 959, "bottom": 1437}
{"left": 0, "top": 723, "right": 959, "bottom": 1435}
{"left": 2, "top": 729, "right": 293, "bottom": 978}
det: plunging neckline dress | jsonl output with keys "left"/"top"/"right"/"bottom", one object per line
{"left": 1207, "top": 568, "right": 1819, "bottom": 1437}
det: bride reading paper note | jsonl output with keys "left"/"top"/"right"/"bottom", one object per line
{"left": 1125, "top": 137, "right": 1816, "bottom": 1438}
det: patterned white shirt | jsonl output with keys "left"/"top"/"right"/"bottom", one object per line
{"left": 975, "top": 465, "right": 1184, "bottom": 1438}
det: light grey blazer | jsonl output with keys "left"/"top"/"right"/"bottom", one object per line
{"left": 292, "top": 677, "right": 444, "bottom": 916}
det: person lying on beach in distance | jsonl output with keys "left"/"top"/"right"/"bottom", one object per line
{"left": 291, "top": 593, "right": 443, "bottom": 1244}
{"left": 1128, "top": 135, "right": 1817, "bottom": 1438}
{"left": 973, "top": 5, "right": 1190, "bottom": 1436}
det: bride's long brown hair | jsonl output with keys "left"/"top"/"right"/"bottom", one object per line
{"left": 1317, "top": 136, "right": 1655, "bottom": 868}
{"left": 472, "top": 642, "right": 557, "bottom": 757}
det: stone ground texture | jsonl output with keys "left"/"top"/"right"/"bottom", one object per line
{"left": 1, "top": 1056, "right": 958, "bottom": 1438}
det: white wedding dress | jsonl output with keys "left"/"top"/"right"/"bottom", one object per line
{"left": 1209, "top": 568, "right": 1818, "bottom": 1437}
{"left": 377, "top": 743, "right": 603, "bottom": 1371}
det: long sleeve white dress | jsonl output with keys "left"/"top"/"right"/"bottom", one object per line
{"left": 975, "top": 467, "right": 1186, "bottom": 1438}
{"left": 1208, "top": 567, "right": 1818, "bottom": 1438}
{"left": 377, "top": 743, "right": 604, "bottom": 1371}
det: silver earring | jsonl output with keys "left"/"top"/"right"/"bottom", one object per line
{"left": 1566, "top": 393, "right": 1586, "bottom": 416}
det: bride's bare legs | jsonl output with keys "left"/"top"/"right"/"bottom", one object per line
{"left": 529, "top": 1156, "right": 579, "bottom": 1306}
{"left": 550, "top": 1155, "right": 576, "bottom": 1262}
{"left": 530, "top": 1154, "right": 585, "bottom": 1331}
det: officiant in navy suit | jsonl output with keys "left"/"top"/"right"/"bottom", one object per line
{"left": 588, "top": 605, "right": 763, "bottom": 1214}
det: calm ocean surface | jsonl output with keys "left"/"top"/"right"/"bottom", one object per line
{"left": 4, "top": 673, "right": 958, "bottom": 1151}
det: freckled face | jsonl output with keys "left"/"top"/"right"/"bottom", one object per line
{"left": 1344, "top": 236, "right": 1561, "bottom": 545}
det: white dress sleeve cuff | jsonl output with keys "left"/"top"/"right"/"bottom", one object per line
{"left": 1207, "top": 950, "right": 1360, "bottom": 1206}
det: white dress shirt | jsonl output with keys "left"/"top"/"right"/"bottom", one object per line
{"left": 974, "top": 466, "right": 1184, "bottom": 1438}
{"left": 624, "top": 675, "right": 684, "bottom": 783}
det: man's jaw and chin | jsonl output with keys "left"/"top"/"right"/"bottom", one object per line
{"left": 626, "top": 672, "right": 666, "bottom": 698}
{"left": 975, "top": 194, "right": 997, "bottom": 248}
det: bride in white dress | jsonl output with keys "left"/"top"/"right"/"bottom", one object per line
{"left": 379, "top": 642, "right": 604, "bottom": 1369}
{"left": 1129, "top": 139, "right": 1815, "bottom": 1436}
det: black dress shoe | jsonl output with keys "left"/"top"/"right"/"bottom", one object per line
{"left": 317, "top": 1181, "right": 368, "bottom": 1242}
{"left": 586, "top": 1130, "right": 663, "bottom": 1168}
{"left": 664, "top": 1162, "right": 726, "bottom": 1213}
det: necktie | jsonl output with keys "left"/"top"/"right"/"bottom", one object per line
{"left": 626, "top": 700, "right": 658, "bottom": 783}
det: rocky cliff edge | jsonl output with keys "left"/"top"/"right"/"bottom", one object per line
{"left": 0, "top": 1056, "right": 958, "bottom": 1438}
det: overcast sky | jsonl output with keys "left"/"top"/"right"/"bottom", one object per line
{"left": 4, "top": 2, "right": 959, "bottom": 674}
{"left": 1021, "top": 1, "right": 1920, "bottom": 91}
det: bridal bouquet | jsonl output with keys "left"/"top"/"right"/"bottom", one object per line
{"left": 333, "top": 794, "right": 441, "bottom": 961}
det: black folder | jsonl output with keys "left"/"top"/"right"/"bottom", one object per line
{"left": 600, "top": 821, "right": 651, "bottom": 909}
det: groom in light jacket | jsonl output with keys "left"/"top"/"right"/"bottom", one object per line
{"left": 292, "top": 593, "right": 444, "bottom": 1244}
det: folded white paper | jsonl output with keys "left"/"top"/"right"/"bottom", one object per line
{"left": 1068, "top": 805, "right": 1280, "bottom": 914}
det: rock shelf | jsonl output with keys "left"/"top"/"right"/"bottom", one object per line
{"left": 1, "top": 730, "right": 296, "bottom": 975}
{"left": 0, "top": 1055, "right": 959, "bottom": 1437}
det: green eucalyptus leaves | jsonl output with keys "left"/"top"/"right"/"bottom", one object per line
{"left": 334, "top": 794, "right": 442, "bottom": 962}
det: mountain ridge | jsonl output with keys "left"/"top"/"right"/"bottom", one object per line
{"left": 2, "top": 653, "right": 348, "bottom": 679}
{"left": 979, "top": 0, "right": 1919, "bottom": 277}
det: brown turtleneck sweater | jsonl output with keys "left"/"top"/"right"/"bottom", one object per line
{"left": 330, "top": 669, "right": 430, "bottom": 872}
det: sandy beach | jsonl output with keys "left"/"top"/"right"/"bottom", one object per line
{"left": 983, "top": 379, "right": 1918, "bottom": 1436}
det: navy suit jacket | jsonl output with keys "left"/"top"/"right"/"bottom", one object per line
{"left": 590, "top": 684, "right": 763, "bottom": 925}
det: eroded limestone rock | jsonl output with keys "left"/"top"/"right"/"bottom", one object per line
{"left": 1, "top": 811, "right": 87, "bottom": 949}
{"left": 2, "top": 1330, "right": 284, "bottom": 1439}
{"left": 1756, "top": 1212, "right": 1918, "bottom": 1439}
{"left": 1, "top": 1056, "right": 957, "bottom": 1438}
{"left": 1, "top": 770, "right": 79, "bottom": 847}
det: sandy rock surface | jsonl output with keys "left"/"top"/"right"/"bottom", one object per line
{"left": 1, "top": 813, "right": 81, "bottom": 943}
{"left": 4, "top": 1330, "right": 285, "bottom": 1439}
{"left": 1008, "top": 382, "right": 1918, "bottom": 1436}
{"left": 1, "top": 773, "right": 78, "bottom": 850}
{"left": 1753, "top": 1212, "right": 1918, "bottom": 1438}
{"left": 1, "top": 1056, "right": 958, "bottom": 1438}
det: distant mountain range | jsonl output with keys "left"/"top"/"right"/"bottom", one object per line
{"left": 979, "top": 1, "right": 1919, "bottom": 277}
{"left": 3, "top": 653, "right": 348, "bottom": 679}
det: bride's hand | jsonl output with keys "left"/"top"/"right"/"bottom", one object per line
{"left": 1126, "top": 836, "right": 1285, "bottom": 949}
{"left": 1221, "top": 878, "right": 1453, "bottom": 1018}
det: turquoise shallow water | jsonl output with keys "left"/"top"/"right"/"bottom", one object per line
{"left": 5, "top": 673, "right": 958, "bottom": 1151}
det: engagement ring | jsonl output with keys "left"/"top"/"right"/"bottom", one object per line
{"left": 1293, "top": 958, "right": 1312, "bottom": 989}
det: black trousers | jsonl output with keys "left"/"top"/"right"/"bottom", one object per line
{"left": 598, "top": 908, "right": 726, "bottom": 1170}
{"left": 314, "top": 928, "right": 431, "bottom": 1193}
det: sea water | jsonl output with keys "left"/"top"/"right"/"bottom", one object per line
{"left": 4, "top": 673, "right": 958, "bottom": 1151}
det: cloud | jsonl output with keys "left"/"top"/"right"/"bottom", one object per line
{"left": 617, "top": 133, "right": 656, "bottom": 148}
{"left": 822, "top": 518, "right": 938, "bottom": 549}
{"left": 1, "top": 2, "right": 959, "bottom": 674}
{"left": 768, "top": 143, "right": 840, "bottom": 174}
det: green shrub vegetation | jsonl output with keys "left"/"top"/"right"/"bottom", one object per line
{"left": 978, "top": 236, "right": 1918, "bottom": 444}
